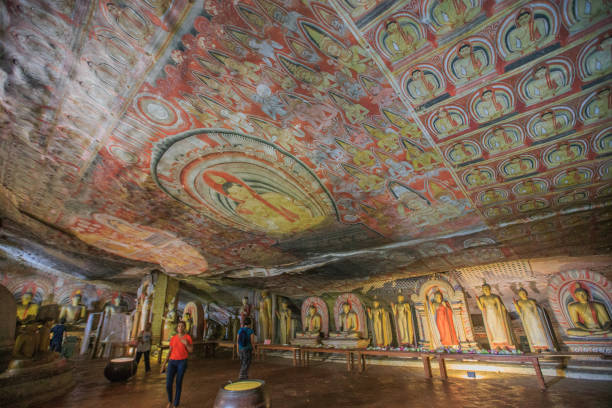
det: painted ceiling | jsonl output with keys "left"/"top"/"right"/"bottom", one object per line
{"left": 0, "top": 0, "right": 611, "bottom": 295}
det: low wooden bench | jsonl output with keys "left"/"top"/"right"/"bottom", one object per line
{"left": 256, "top": 344, "right": 301, "bottom": 366}
{"left": 300, "top": 347, "right": 356, "bottom": 372}
{"left": 356, "top": 349, "right": 434, "bottom": 378}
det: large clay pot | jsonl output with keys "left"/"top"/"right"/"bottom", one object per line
{"left": 104, "top": 357, "right": 135, "bottom": 382}
{"left": 213, "top": 380, "right": 270, "bottom": 408}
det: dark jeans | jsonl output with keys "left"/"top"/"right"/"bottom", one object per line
{"left": 135, "top": 350, "right": 150, "bottom": 372}
{"left": 239, "top": 348, "right": 252, "bottom": 379}
{"left": 166, "top": 359, "right": 187, "bottom": 407}
{"left": 50, "top": 340, "right": 62, "bottom": 353}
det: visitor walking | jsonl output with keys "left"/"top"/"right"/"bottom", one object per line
{"left": 237, "top": 317, "right": 256, "bottom": 379}
{"left": 162, "top": 320, "right": 193, "bottom": 408}
{"left": 49, "top": 318, "right": 66, "bottom": 353}
{"left": 134, "top": 322, "right": 152, "bottom": 372}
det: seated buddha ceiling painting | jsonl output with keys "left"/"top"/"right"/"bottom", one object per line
{"left": 0, "top": 0, "right": 611, "bottom": 295}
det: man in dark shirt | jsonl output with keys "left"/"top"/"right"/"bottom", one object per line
{"left": 237, "top": 317, "right": 256, "bottom": 379}
{"left": 50, "top": 318, "right": 66, "bottom": 353}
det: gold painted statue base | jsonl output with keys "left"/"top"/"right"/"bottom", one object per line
{"left": 292, "top": 335, "right": 320, "bottom": 346}
{"left": 321, "top": 337, "right": 370, "bottom": 349}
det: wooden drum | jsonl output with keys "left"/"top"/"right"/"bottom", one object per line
{"left": 213, "top": 380, "right": 270, "bottom": 408}
{"left": 104, "top": 357, "right": 135, "bottom": 382}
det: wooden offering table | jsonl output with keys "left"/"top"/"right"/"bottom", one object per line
{"left": 355, "top": 350, "right": 434, "bottom": 378}
{"left": 217, "top": 341, "right": 238, "bottom": 360}
{"left": 300, "top": 347, "right": 356, "bottom": 372}
{"left": 434, "top": 353, "right": 547, "bottom": 390}
{"left": 256, "top": 344, "right": 301, "bottom": 366}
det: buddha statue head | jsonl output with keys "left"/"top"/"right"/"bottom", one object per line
{"left": 518, "top": 288, "right": 528, "bottom": 300}
{"left": 113, "top": 295, "right": 122, "bottom": 308}
{"left": 372, "top": 300, "right": 380, "bottom": 309}
{"left": 397, "top": 294, "right": 405, "bottom": 303}
{"left": 342, "top": 302, "right": 351, "bottom": 314}
{"left": 21, "top": 291, "right": 33, "bottom": 306}
{"left": 242, "top": 296, "right": 249, "bottom": 306}
{"left": 261, "top": 290, "right": 269, "bottom": 299}
{"left": 573, "top": 287, "right": 589, "bottom": 304}
{"left": 71, "top": 293, "right": 82, "bottom": 307}
{"left": 308, "top": 305, "right": 317, "bottom": 317}
{"left": 482, "top": 283, "right": 492, "bottom": 296}
{"left": 280, "top": 300, "right": 288, "bottom": 310}
{"left": 433, "top": 290, "right": 444, "bottom": 303}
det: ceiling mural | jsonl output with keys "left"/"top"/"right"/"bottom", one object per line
{"left": 0, "top": 0, "right": 611, "bottom": 293}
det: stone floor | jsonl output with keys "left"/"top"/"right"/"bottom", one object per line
{"left": 42, "top": 353, "right": 612, "bottom": 408}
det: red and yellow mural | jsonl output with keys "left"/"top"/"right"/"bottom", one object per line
{"left": 0, "top": 0, "right": 610, "bottom": 287}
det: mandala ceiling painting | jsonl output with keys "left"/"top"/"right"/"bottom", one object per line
{"left": 0, "top": 0, "right": 611, "bottom": 292}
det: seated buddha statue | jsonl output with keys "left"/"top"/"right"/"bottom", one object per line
{"left": 59, "top": 293, "right": 87, "bottom": 324}
{"left": 16, "top": 292, "right": 39, "bottom": 324}
{"left": 332, "top": 302, "right": 360, "bottom": 338}
{"left": 566, "top": 287, "right": 611, "bottom": 337}
{"left": 13, "top": 323, "right": 39, "bottom": 359}
{"left": 304, "top": 305, "right": 322, "bottom": 335}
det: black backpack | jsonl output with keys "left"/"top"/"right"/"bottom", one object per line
{"left": 238, "top": 329, "right": 249, "bottom": 348}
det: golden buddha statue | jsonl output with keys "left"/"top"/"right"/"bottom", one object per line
{"left": 513, "top": 288, "right": 555, "bottom": 351}
{"left": 276, "top": 300, "right": 292, "bottom": 345}
{"left": 367, "top": 300, "right": 392, "bottom": 347}
{"left": 104, "top": 295, "right": 123, "bottom": 317}
{"left": 259, "top": 291, "right": 273, "bottom": 341}
{"left": 38, "top": 320, "right": 53, "bottom": 353}
{"left": 183, "top": 312, "right": 193, "bottom": 336}
{"left": 338, "top": 302, "right": 359, "bottom": 334}
{"left": 566, "top": 286, "right": 611, "bottom": 337}
{"left": 13, "top": 323, "right": 39, "bottom": 358}
{"left": 304, "top": 305, "right": 322, "bottom": 334}
{"left": 391, "top": 295, "right": 414, "bottom": 346}
{"left": 239, "top": 296, "right": 252, "bottom": 326}
{"left": 59, "top": 292, "right": 87, "bottom": 324}
{"left": 16, "top": 292, "right": 39, "bottom": 324}
{"left": 477, "top": 283, "right": 516, "bottom": 349}
{"left": 162, "top": 296, "right": 177, "bottom": 341}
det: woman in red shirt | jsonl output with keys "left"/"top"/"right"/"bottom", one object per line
{"left": 161, "top": 321, "right": 193, "bottom": 408}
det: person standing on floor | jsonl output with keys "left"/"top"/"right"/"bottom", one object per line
{"left": 237, "top": 317, "right": 256, "bottom": 380}
{"left": 135, "top": 322, "right": 152, "bottom": 372}
{"left": 162, "top": 320, "right": 193, "bottom": 408}
{"left": 49, "top": 318, "right": 66, "bottom": 353}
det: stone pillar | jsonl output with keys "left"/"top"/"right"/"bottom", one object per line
{"left": 0, "top": 283, "right": 16, "bottom": 373}
{"left": 150, "top": 272, "right": 179, "bottom": 345}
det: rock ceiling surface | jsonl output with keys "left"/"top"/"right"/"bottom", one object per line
{"left": 0, "top": 0, "right": 611, "bottom": 294}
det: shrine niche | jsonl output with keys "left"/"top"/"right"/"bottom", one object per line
{"left": 323, "top": 293, "right": 370, "bottom": 348}
{"left": 428, "top": 106, "right": 469, "bottom": 139}
{"left": 592, "top": 127, "right": 612, "bottom": 156}
{"left": 579, "top": 87, "right": 611, "bottom": 125}
{"left": 548, "top": 270, "right": 612, "bottom": 353}
{"left": 496, "top": 4, "right": 560, "bottom": 64}
{"left": 578, "top": 32, "right": 612, "bottom": 84}
{"left": 153, "top": 129, "right": 338, "bottom": 237}
{"left": 412, "top": 278, "right": 477, "bottom": 350}
{"left": 517, "top": 59, "right": 574, "bottom": 106}
{"left": 294, "top": 297, "right": 329, "bottom": 346}
{"left": 420, "top": 0, "right": 483, "bottom": 37}
{"left": 562, "top": 0, "right": 611, "bottom": 33}
{"left": 469, "top": 85, "right": 515, "bottom": 125}
{"left": 482, "top": 125, "right": 525, "bottom": 155}
{"left": 527, "top": 106, "right": 576, "bottom": 143}
{"left": 542, "top": 140, "right": 588, "bottom": 169}
{"left": 374, "top": 13, "right": 428, "bottom": 62}
{"left": 183, "top": 301, "right": 205, "bottom": 341}
{"left": 402, "top": 65, "right": 447, "bottom": 106}
{"left": 444, "top": 37, "right": 496, "bottom": 87}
